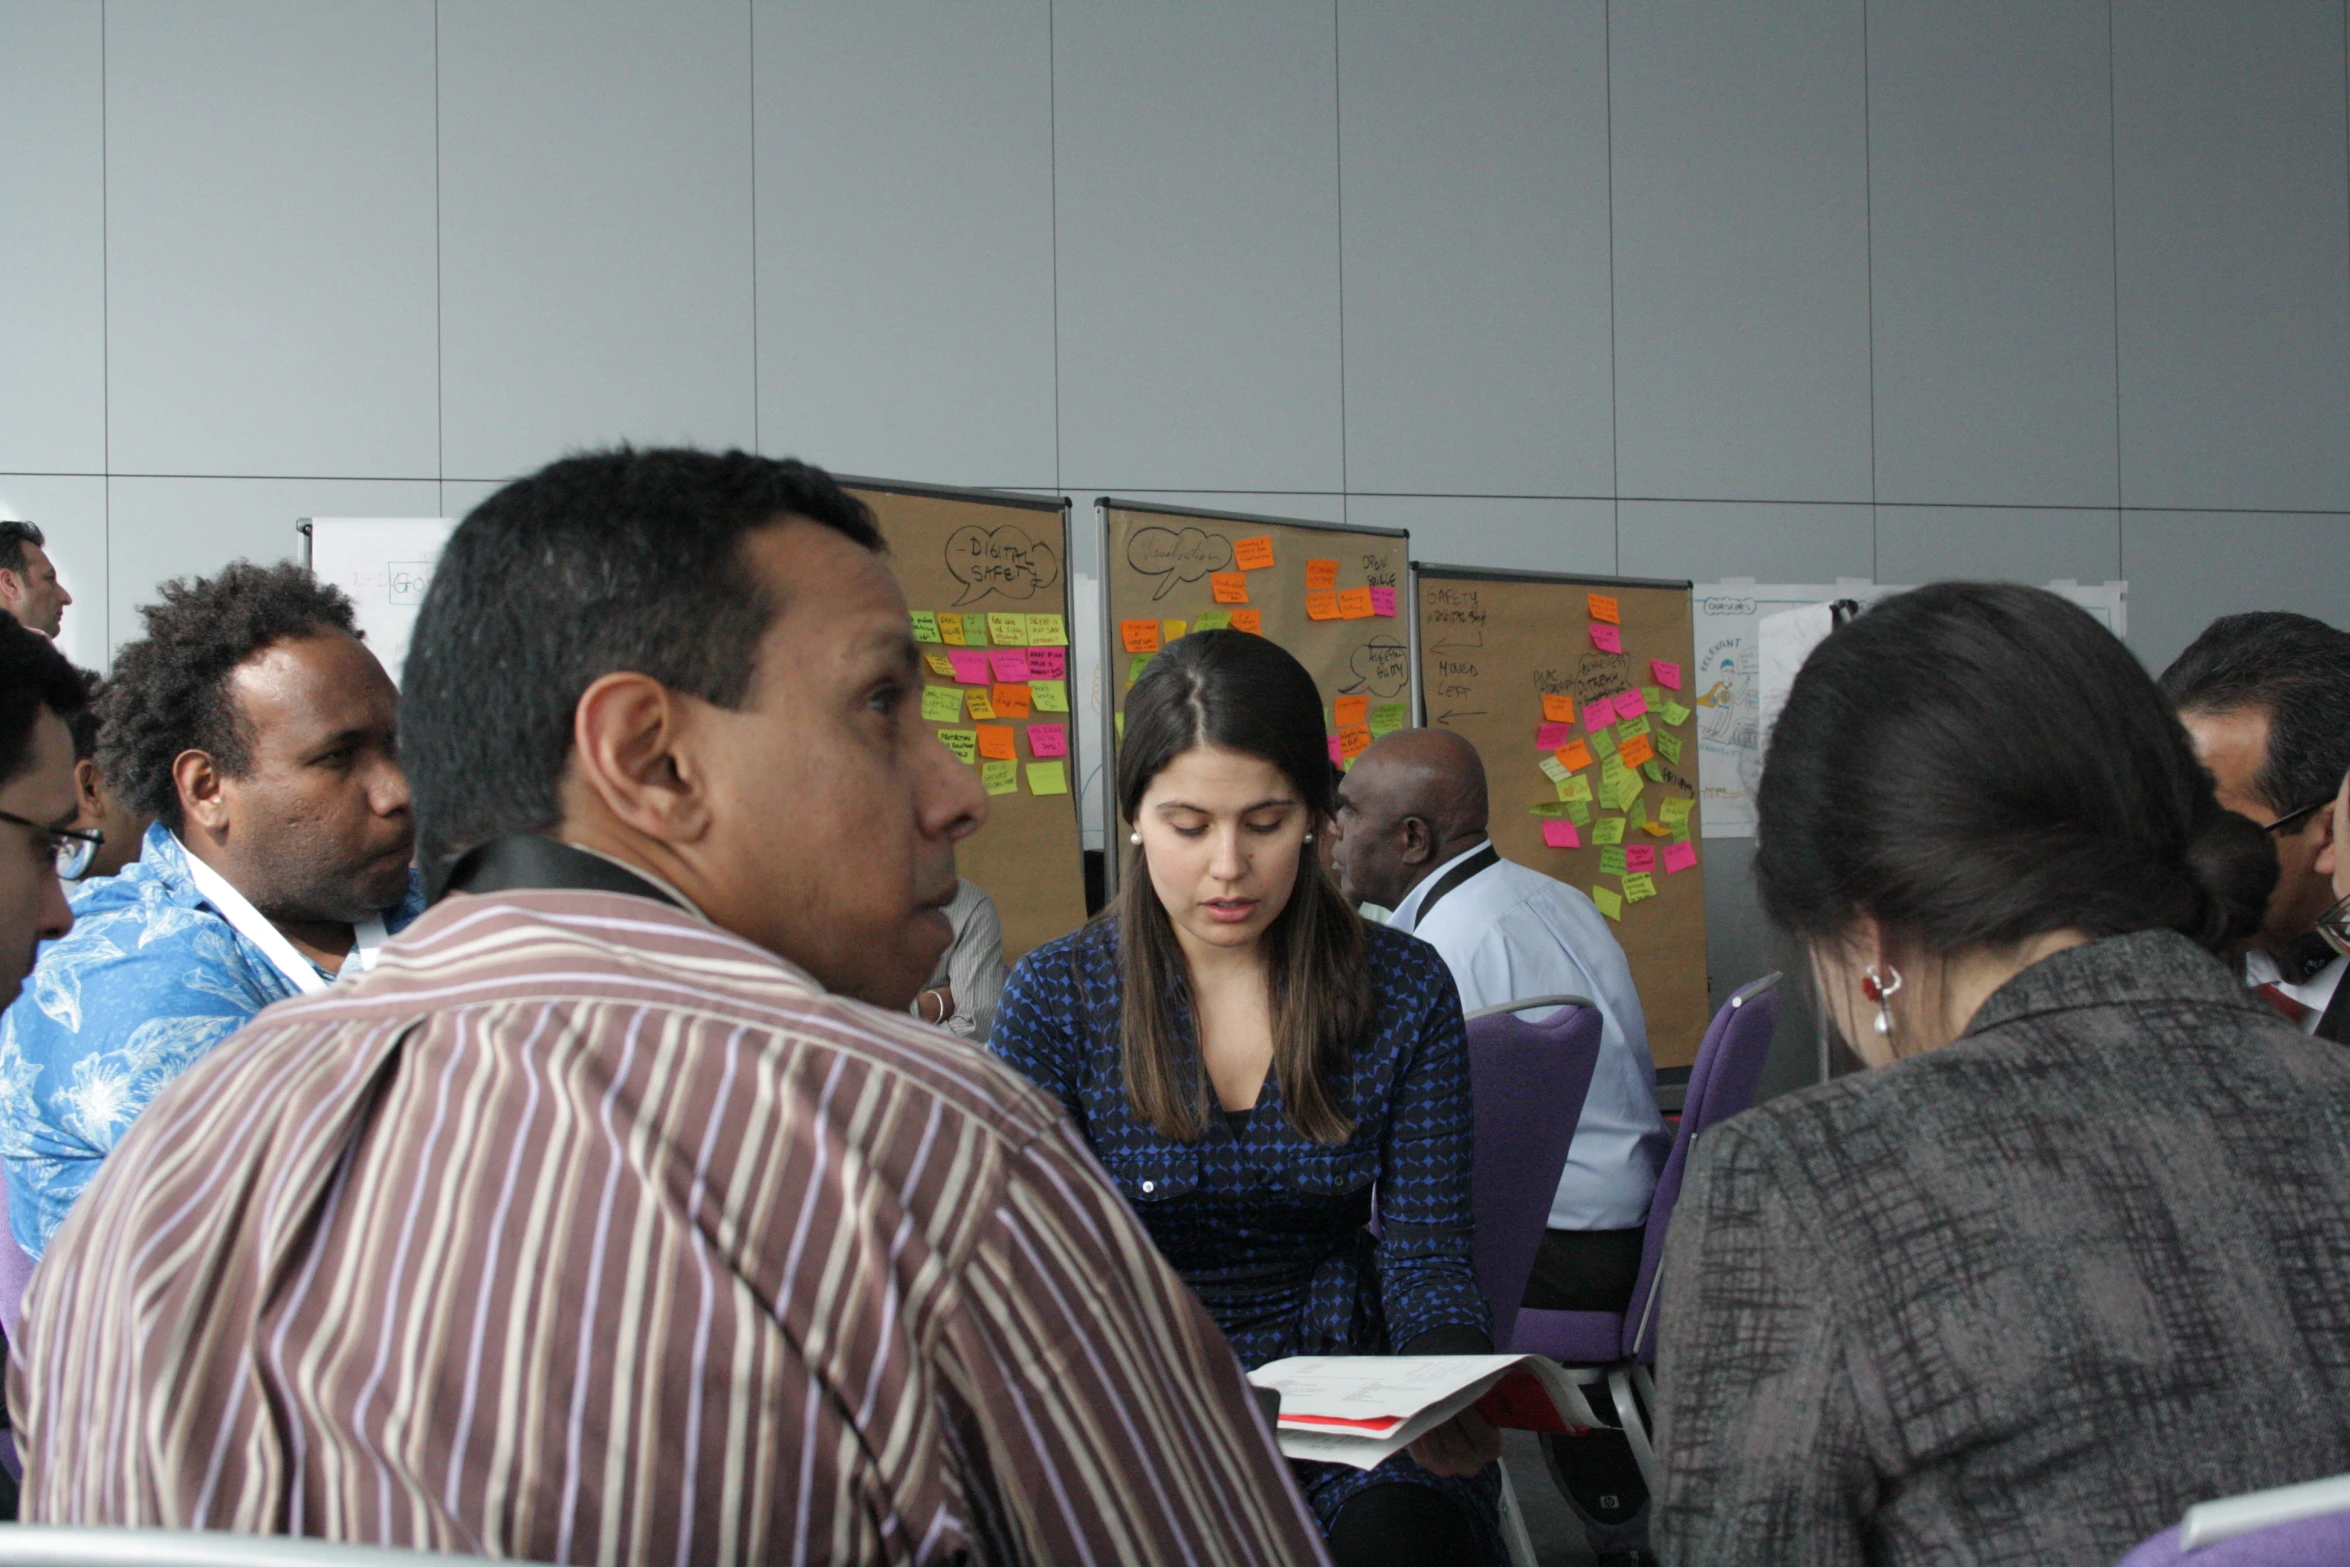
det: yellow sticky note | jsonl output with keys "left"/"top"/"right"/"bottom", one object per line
{"left": 910, "top": 611, "right": 941, "bottom": 643}
{"left": 1025, "top": 760, "right": 1068, "bottom": 796}
{"left": 981, "top": 759, "right": 1018, "bottom": 795}
{"left": 1559, "top": 774, "right": 1594, "bottom": 804}
{"left": 1659, "top": 797, "right": 1692, "bottom": 826}
{"left": 1594, "top": 816, "right": 1626, "bottom": 845}
{"left": 1031, "top": 679, "right": 1068, "bottom": 712}
{"left": 1623, "top": 872, "right": 1658, "bottom": 902}
{"left": 1026, "top": 613, "right": 1068, "bottom": 646}
{"left": 1593, "top": 886, "right": 1623, "bottom": 921}
{"left": 936, "top": 729, "right": 977, "bottom": 764}
{"left": 1641, "top": 820, "right": 1672, "bottom": 837}
{"left": 1193, "top": 610, "right": 1233, "bottom": 631}
{"left": 965, "top": 689, "right": 996, "bottom": 721}
{"left": 987, "top": 613, "right": 1027, "bottom": 646}
{"left": 1537, "top": 753, "right": 1571, "bottom": 784}
{"left": 1162, "top": 619, "right": 1187, "bottom": 643}
{"left": 937, "top": 612, "right": 966, "bottom": 645}
{"left": 923, "top": 651, "right": 956, "bottom": 679}
{"left": 920, "top": 686, "right": 963, "bottom": 722}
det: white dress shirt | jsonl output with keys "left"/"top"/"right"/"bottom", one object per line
{"left": 2245, "top": 947, "right": 2347, "bottom": 1035}
{"left": 1389, "top": 840, "right": 1668, "bottom": 1231}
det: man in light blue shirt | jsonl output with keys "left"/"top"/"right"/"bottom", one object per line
{"left": 0, "top": 563, "right": 422, "bottom": 1257}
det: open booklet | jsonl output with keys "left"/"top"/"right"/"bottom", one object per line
{"left": 1247, "top": 1355, "right": 1608, "bottom": 1470}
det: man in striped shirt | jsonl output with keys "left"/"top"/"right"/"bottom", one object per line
{"left": 12, "top": 449, "right": 1326, "bottom": 1565}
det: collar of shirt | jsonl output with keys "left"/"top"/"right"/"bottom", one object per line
{"left": 442, "top": 834, "right": 710, "bottom": 922}
{"left": 1387, "top": 839, "right": 1496, "bottom": 935}
{"left": 172, "top": 835, "right": 385, "bottom": 994}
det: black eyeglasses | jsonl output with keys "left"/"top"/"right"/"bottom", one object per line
{"left": 0, "top": 810, "right": 103, "bottom": 881}
{"left": 2263, "top": 797, "right": 2334, "bottom": 836}
{"left": 2319, "top": 891, "right": 2350, "bottom": 962}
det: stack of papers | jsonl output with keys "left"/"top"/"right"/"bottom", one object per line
{"left": 1246, "top": 1355, "right": 1605, "bottom": 1469}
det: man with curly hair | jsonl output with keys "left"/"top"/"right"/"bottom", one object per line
{"left": 0, "top": 560, "right": 422, "bottom": 1258}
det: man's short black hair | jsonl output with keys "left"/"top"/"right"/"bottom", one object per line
{"left": 98, "top": 560, "right": 364, "bottom": 832}
{"left": 0, "top": 521, "right": 47, "bottom": 580}
{"left": 403, "top": 446, "right": 882, "bottom": 894}
{"left": 2160, "top": 611, "right": 2350, "bottom": 816}
{"left": 0, "top": 618, "right": 88, "bottom": 792}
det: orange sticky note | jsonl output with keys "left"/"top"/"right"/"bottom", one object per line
{"left": 1554, "top": 739, "right": 1593, "bottom": 772}
{"left": 1588, "top": 593, "right": 1621, "bottom": 624}
{"left": 1338, "top": 725, "right": 1373, "bottom": 761}
{"left": 990, "top": 683, "right": 1032, "bottom": 718}
{"left": 1616, "top": 732, "right": 1655, "bottom": 769}
{"left": 1337, "top": 587, "right": 1375, "bottom": 619}
{"left": 1121, "top": 619, "right": 1162, "bottom": 654}
{"left": 1234, "top": 536, "right": 1276, "bottom": 571}
{"left": 1305, "top": 559, "right": 1340, "bottom": 591}
{"left": 1334, "top": 694, "right": 1370, "bottom": 729}
{"left": 1306, "top": 591, "right": 1340, "bottom": 621}
{"left": 1542, "top": 693, "right": 1576, "bottom": 725}
{"left": 1210, "top": 572, "right": 1250, "bottom": 604}
{"left": 1230, "top": 609, "right": 1263, "bottom": 635}
{"left": 975, "top": 724, "right": 1016, "bottom": 761}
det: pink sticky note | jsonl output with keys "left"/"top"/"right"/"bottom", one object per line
{"left": 947, "top": 649, "right": 991, "bottom": 685}
{"left": 989, "top": 648, "right": 1032, "bottom": 682}
{"left": 1541, "top": 820, "right": 1582, "bottom": 850}
{"left": 1027, "top": 722, "right": 1069, "bottom": 758}
{"left": 1590, "top": 623, "right": 1623, "bottom": 654}
{"left": 1651, "top": 660, "right": 1683, "bottom": 691}
{"left": 1663, "top": 840, "right": 1697, "bottom": 874}
{"left": 1028, "top": 647, "right": 1067, "bottom": 681}
{"left": 1615, "top": 687, "right": 1649, "bottom": 719}
{"left": 1369, "top": 586, "right": 1398, "bottom": 617}
{"left": 1536, "top": 722, "right": 1575, "bottom": 749}
{"left": 1625, "top": 845, "right": 1656, "bottom": 873}
{"left": 1583, "top": 696, "right": 1620, "bottom": 732}
{"left": 1327, "top": 734, "right": 1344, "bottom": 765}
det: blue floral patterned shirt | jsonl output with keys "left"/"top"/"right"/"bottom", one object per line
{"left": 0, "top": 823, "right": 424, "bottom": 1258}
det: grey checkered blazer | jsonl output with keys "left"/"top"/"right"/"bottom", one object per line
{"left": 1656, "top": 929, "right": 2350, "bottom": 1566}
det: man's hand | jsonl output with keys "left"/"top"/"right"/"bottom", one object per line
{"left": 1407, "top": 1406, "right": 1501, "bottom": 1477}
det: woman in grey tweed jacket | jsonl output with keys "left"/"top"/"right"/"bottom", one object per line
{"left": 1656, "top": 582, "right": 2350, "bottom": 1567}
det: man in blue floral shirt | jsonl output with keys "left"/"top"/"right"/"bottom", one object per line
{"left": 0, "top": 562, "right": 421, "bottom": 1257}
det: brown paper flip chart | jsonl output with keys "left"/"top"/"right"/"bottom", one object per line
{"left": 1415, "top": 563, "right": 1711, "bottom": 1068}
{"left": 846, "top": 478, "right": 1086, "bottom": 962}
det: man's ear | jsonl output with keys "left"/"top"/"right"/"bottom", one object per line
{"left": 174, "top": 749, "right": 228, "bottom": 837}
{"left": 0, "top": 569, "right": 22, "bottom": 609}
{"left": 2313, "top": 784, "right": 2341, "bottom": 881}
{"left": 570, "top": 672, "right": 712, "bottom": 847}
{"left": 1398, "top": 813, "right": 1436, "bottom": 866}
{"left": 73, "top": 758, "right": 103, "bottom": 820}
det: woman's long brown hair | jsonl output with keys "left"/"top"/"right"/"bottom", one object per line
{"left": 1113, "top": 630, "right": 1371, "bottom": 1144}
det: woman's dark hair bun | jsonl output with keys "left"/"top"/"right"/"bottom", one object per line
{"left": 2180, "top": 807, "right": 2277, "bottom": 953}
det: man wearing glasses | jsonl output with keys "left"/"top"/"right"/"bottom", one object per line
{"left": 2162, "top": 611, "right": 2350, "bottom": 1043}
{"left": 0, "top": 563, "right": 422, "bottom": 1259}
{"left": 0, "top": 622, "right": 93, "bottom": 1008}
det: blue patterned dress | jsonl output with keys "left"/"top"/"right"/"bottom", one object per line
{"left": 990, "top": 915, "right": 1503, "bottom": 1556}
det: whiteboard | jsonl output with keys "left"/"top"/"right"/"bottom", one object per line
{"left": 303, "top": 517, "right": 455, "bottom": 685}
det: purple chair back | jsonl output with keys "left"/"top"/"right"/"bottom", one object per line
{"left": 1620, "top": 972, "right": 1779, "bottom": 1362}
{"left": 2119, "top": 1512, "right": 2350, "bottom": 1565}
{"left": 1465, "top": 996, "right": 1606, "bottom": 1351}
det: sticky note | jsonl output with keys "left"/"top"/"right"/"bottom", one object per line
{"left": 990, "top": 683, "right": 1033, "bottom": 718}
{"left": 1663, "top": 840, "right": 1698, "bottom": 875}
{"left": 1642, "top": 685, "right": 1664, "bottom": 710}
{"left": 1028, "top": 647, "right": 1066, "bottom": 681}
{"left": 1652, "top": 660, "right": 1682, "bottom": 690}
{"left": 1659, "top": 798, "right": 1691, "bottom": 827}
{"left": 1625, "top": 845, "right": 1656, "bottom": 874}
{"left": 1327, "top": 735, "right": 1343, "bottom": 765}
{"left": 1542, "top": 820, "right": 1582, "bottom": 850}
{"left": 1234, "top": 536, "right": 1276, "bottom": 571}
{"left": 1370, "top": 586, "right": 1397, "bottom": 617}
{"left": 1623, "top": 873, "right": 1658, "bottom": 903}
{"left": 1617, "top": 733, "right": 1655, "bottom": 770}
{"left": 1305, "top": 559, "right": 1339, "bottom": 590}
{"left": 1026, "top": 614, "right": 1068, "bottom": 646}
{"left": 1584, "top": 696, "right": 1620, "bottom": 732}
{"left": 989, "top": 649, "right": 1032, "bottom": 682}
{"left": 1642, "top": 759, "right": 1666, "bottom": 782}
{"left": 1600, "top": 846, "right": 1628, "bottom": 877}
{"left": 964, "top": 689, "right": 995, "bottom": 721}
{"left": 1338, "top": 726, "right": 1373, "bottom": 761}
{"left": 923, "top": 652, "right": 956, "bottom": 679}
{"left": 1121, "top": 619, "right": 1162, "bottom": 654}
{"left": 1162, "top": 619, "right": 1187, "bottom": 643}
{"left": 1566, "top": 799, "right": 1592, "bottom": 826}
{"left": 1335, "top": 694, "right": 1370, "bottom": 729}
{"left": 1617, "top": 714, "right": 1652, "bottom": 741}
{"left": 910, "top": 611, "right": 942, "bottom": 643}
{"left": 1369, "top": 702, "right": 1408, "bottom": 735}
{"left": 937, "top": 729, "right": 977, "bottom": 764}
{"left": 1591, "top": 623, "right": 1623, "bottom": 654}
{"left": 1558, "top": 774, "right": 1593, "bottom": 803}
{"left": 1305, "top": 591, "right": 1340, "bottom": 621}
{"left": 1537, "top": 753, "right": 1572, "bottom": 784}
{"left": 1193, "top": 610, "right": 1232, "bottom": 631}
{"left": 1588, "top": 593, "right": 1621, "bottom": 624}
{"left": 1231, "top": 610, "right": 1263, "bottom": 635}
{"left": 948, "top": 649, "right": 990, "bottom": 685}
{"left": 1641, "top": 820, "right": 1672, "bottom": 837}
{"left": 1025, "top": 760, "right": 1068, "bottom": 795}
{"left": 1128, "top": 653, "right": 1154, "bottom": 683}
{"left": 1554, "top": 739, "right": 1594, "bottom": 772}
{"left": 1025, "top": 722, "right": 1068, "bottom": 758}
{"left": 1616, "top": 688, "right": 1648, "bottom": 720}
{"left": 986, "top": 614, "right": 1026, "bottom": 646}
{"left": 938, "top": 612, "right": 966, "bottom": 645}
{"left": 1593, "top": 816, "right": 1626, "bottom": 845}
{"left": 921, "top": 686, "right": 964, "bottom": 722}
{"left": 961, "top": 617, "right": 989, "bottom": 647}
{"left": 1593, "top": 886, "right": 1623, "bottom": 921}
{"left": 1211, "top": 572, "right": 1249, "bottom": 604}
{"left": 1542, "top": 693, "right": 1577, "bottom": 724}
{"left": 975, "top": 724, "right": 1016, "bottom": 761}
{"left": 1660, "top": 699, "right": 1691, "bottom": 728}
{"left": 1529, "top": 799, "right": 1567, "bottom": 818}
{"left": 1337, "top": 587, "right": 1375, "bottom": 619}
{"left": 1588, "top": 726, "right": 1617, "bottom": 760}
{"left": 981, "top": 759, "right": 1018, "bottom": 795}
{"left": 1535, "top": 721, "right": 1574, "bottom": 750}
{"left": 1032, "top": 679, "right": 1069, "bottom": 712}
{"left": 1655, "top": 731, "right": 1683, "bottom": 765}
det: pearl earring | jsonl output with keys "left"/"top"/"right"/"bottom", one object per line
{"left": 1860, "top": 964, "right": 1904, "bottom": 1037}
{"left": 1302, "top": 832, "right": 1315, "bottom": 843}
{"left": 1129, "top": 831, "right": 1141, "bottom": 845}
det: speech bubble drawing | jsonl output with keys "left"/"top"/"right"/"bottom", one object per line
{"left": 1126, "top": 527, "right": 1235, "bottom": 601}
{"left": 1340, "top": 634, "right": 1411, "bottom": 698}
{"left": 945, "top": 525, "right": 1060, "bottom": 607}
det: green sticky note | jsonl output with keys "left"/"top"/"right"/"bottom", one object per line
{"left": 910, "top": 611, "right": 942, "bottom": 643}
{"left": 1026, "top": 760, "right": 1068, "bottom": 795}
{"left": 1537, "top": 753, "right": 1571, "bottom": 784}
{"left": 1641, "top": 684, "right": 1663, "bottom": 710}
{"left": 920, "top": 686, "right": 964, "bottom": 722}
{"left": 1616, "top": 774, "right": 1646, "bottom": 811}
{"left": 1593, "top": 816, "right": 1626, "bottom": 846}
{"left": 1566, "top": 799, "right": 1592, "bottom": 826}
{"left": 1600, "top": 846, "right": 1628, "bottom": 877}
{"left": 1592, "top": 886, "right": 1623, "bottom": 922}
{"left": 1025, "top": 613, "right": 1069, "bottom": 646}
{"left": 1623, "top": 872, "right": 1658, "bottom": 902}
{"left": 1369, "top": 702, "right": 1409, "bottom": 736}
{"left": 1129, "top": 652, "right": 1154, "bottom": 683}
{"left": 1642, "top": 759, "right": 1666, "bottom": 782}
{"left": 961, "top": 616, "right": 989, "bottom": 647}
{"left": 981, "top": 759, "right": 1019, "bottom": 795}
{"left": 987, "top": 613, "right": 1028, "bottom": 646}
{"left": 937, "top": 729, "right": 978, "bottom": 764}
{"left": 1115, "top": 710, "right": 1125, "bottom": 741}
{"left": 1655, "top": 731, "right": 1683, "bottom": 765}
{"left": 1192, "top": 610, "right": 1233, "bottom": 631}
{"left": 1616, "top": 714, "right": 1652, "bottom": 742}
{"left": 1588, "top": 726, "right": 1617, "bottom": 760}
{"left": 1659, "top": 797, "right": 1692, "bottom": 827}
{"left": 1031, "top": 678, "right": 1069, "bottom": 712}
{"left": 1661, "top": 699, "right": 1691, "bottom": 728}
{"left": 1558, "top": 774, "right": 1593, "bottom": 804}
{"left": 1528, "top": 800, "right": 1568, "bottom": 818}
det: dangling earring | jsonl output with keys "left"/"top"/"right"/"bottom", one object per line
{"left": 1302, "top": 832, "right": 1315, "bottom": 843}
{"left": 1860, "top": 965, "right": 1904, "bottom": 1037}
{"left": 1128, "top": 831, "right": 1141, "bottom": 845}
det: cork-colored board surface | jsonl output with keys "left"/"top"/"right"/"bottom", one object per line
{"left": 851, "top": 483, "right": 1087, "bottom": 963}
{"left": 1415, "top": 566, "right": 1712, "bottom": 1068}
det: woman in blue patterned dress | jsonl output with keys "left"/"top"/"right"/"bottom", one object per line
{"left": 990, "top": 629, "right": 1504, "bottom": 1567}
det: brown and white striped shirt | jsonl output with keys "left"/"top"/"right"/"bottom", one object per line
{"left": 12, "top": 887, "right": 1326, "bottom": 1566}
